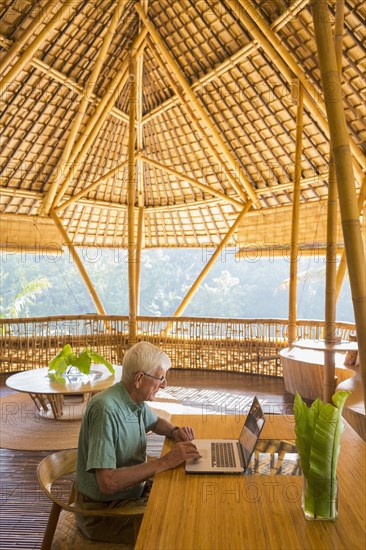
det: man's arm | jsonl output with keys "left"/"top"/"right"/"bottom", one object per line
{"left": 153, "top": 416, "right": 195, "bottom": 441}
{"left": 96, "top": 440, "right": 200, "bottom": 494}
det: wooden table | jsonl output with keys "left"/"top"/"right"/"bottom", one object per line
{"left": 291, "top": 339, "right": 358, "bottom": 352}
{"left": 6, "top": 365, "right": 122, "bottom": 420}
{"left": 136, "top": 414, "right": 366, "bottom": 550}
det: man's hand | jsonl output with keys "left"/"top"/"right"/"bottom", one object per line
{"left": 172, "top": 426, "right": 195, "bottom": 441}
{"left": 159, "top": 441, "right": 201, "bottom": 472}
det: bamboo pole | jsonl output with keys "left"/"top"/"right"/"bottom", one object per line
{"left": 135, "top": 3, "right": 258, "bottom": 205}
{"left": 288, "top": 83, "right": 304, "bottom": 345}
{"left": 311, "top": 0, "right": 366, "bottom": 407}
{"left": 0, "top": 0, "right": 60, "bottom": 75}
{"left": 336, "top": 176, "right": 366, "bottom": 300}
{"left": 140, "top": 155, "right": 244, "bottom": 209}
{"left": 135, "top": 13, "right": 147, "bottom": 315}
{"left": 228, "top": 0, "right": 365, "bottom": 184}
{"left": 51, "top": 28, "right": 147, "bottom": 209}
{"left": 0, "top": 0, "right": 83, "bottom": 97}
{"left": 172, "top": 201, "right": 252, "bottom": 319}
{"left": 135, "top": 206, "right": 144, "bottom": 314}
{"left": 323, "top": 152, "right": 338, "bottom": 402}
{"left": 324, "top": 0, "right": 345, "bottom": 403}
{"left": 128, "top": 55, "right": 137, "bottom": 345}
{"left": 39, "top": 0, "right": 128, "bottom": 215}
{"left": 50, "top": 210, "right": 106, "bottom": 315}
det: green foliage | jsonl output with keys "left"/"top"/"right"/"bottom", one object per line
{"left": 294, "top": 390, "right": 350, "bottom": 518}
{"left": 0, "top": 249, "right": 355, "bottom": 321}
{"left": 48, "top": 344, "right": 114, "bottom": 381}
{"left": 0, "top": 274, "right": 50, "bottom": 318}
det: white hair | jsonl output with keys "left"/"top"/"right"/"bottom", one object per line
{"left": 121, "top": 341, "right": 171, "bottom": 383}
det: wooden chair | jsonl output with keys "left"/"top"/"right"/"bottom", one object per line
{"left": 37, "top": 449, "right": 146, "bottom": 550}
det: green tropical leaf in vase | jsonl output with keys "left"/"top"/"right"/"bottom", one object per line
{"left": 294, "top": 390, "right": 350, "bottom": 519}
{"left": 48, "top": 344, "right": 114, "bottom": 381}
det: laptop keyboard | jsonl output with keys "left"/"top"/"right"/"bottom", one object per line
{"left": 211, "top": 442, "right": 237, "bottom": 468}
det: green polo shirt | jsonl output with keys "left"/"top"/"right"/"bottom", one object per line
{"left": 75, "top": 382, "right": 158, "bottom": 501}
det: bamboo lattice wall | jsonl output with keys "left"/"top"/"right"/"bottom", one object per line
{"left": 0, "top": 315, "right": 356, "bottom": 376}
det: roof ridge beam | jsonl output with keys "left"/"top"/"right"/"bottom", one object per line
{"left": 135, "top": 3, "right": 257, "bottom": 205}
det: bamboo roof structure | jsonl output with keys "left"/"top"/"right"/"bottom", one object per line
{"left": 0, "top": 0, "right": 364, "bottom": 251}
{"left": 1, "top": 0, "right": 366, "bottom": 412}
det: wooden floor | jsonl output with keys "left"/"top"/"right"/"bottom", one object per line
{"left": 0, "top": 370, "right": 293, "bottom": 550}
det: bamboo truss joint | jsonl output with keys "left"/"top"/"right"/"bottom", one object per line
{"left": 140, "top": 155, "right": 244, "bottom": 209}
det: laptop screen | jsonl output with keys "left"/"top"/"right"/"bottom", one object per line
{"left": 238, "top": 397, "right": 266, "bottom": 467}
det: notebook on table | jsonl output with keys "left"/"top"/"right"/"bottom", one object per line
{"left": 185, "top": 396, "right": 265, "bottom": 474}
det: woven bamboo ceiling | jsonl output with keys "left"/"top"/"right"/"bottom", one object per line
{"left": 0, "top": 0, "right": 365, "bottom": 250}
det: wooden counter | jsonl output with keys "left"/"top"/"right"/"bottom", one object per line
{"left": 136, "top": 414, "right": 366, "bottom": 550}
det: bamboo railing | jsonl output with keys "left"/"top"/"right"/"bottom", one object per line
{"left": 0, "top": 315, "right": 355, "bottom": 376}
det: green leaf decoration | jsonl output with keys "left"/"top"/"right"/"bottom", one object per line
{"left": 294, "top": 390, "right": 350, "bottom": 519}
{"left": 88, "top": 350, "right": 114, "bottom": 374}
{"left": 48, "top": 344, "right": 114, "bottom": 379}
{"left": 74, "top": 350, "right": 92, "bottom": 374}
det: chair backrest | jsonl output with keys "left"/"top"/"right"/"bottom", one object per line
{"left": 37, "top": 449, "right": 77, "bottom": 505}
{"left": 37, "top": 449, "right": 146, "bottom": 517}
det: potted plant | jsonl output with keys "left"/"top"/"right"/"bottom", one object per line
{"left": 48, "top": 344, "right": 114, "bottom": 382}
{"left": 294, "top": 390, "right": 350, "bottom": 520}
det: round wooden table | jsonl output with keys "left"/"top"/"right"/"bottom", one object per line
{"left": 6, "top": 365, "right": 122, "bottom": 421}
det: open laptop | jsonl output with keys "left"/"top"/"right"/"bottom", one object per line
{"left": 185, "top": 396, "right": 265, "bottom": 474}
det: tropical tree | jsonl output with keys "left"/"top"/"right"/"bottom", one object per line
{"left": 0, "top": 274, "right": 51, "bottom": 318}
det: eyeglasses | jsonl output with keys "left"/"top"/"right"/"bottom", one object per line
{"left": 139, "top": 372, "right": 166, "bottom": 384}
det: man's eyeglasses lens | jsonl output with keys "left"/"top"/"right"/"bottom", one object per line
{"left": 141, "top": 372, "right": 166, "bottom": 383}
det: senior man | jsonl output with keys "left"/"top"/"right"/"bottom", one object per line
{"left": 75, "top": 341, "right": 200, "bottom": 543}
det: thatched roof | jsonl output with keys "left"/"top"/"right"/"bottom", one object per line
{"left": 0, "top": 0, "right": 365, "bottom": 250}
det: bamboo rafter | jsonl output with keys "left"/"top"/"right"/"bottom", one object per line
{"left": 142, "top": 0, "right": 311, "bottom": 124}
{"left": 51, "top": 28, "right": 148, "bottom": 209}
{"left": 229, "top": 0, "right": 366, "bottom": 183}
{"left": 0, "top": 0, "right": 84, "bottom": 97}
{"left": 40, "top": 0, "right": 129, "bottom": 216}
{"left": 135, "top": 3, "right": 258, "bottom": 205}
{"left": 0, "top": 31, "right": 129, "bottom": 124}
